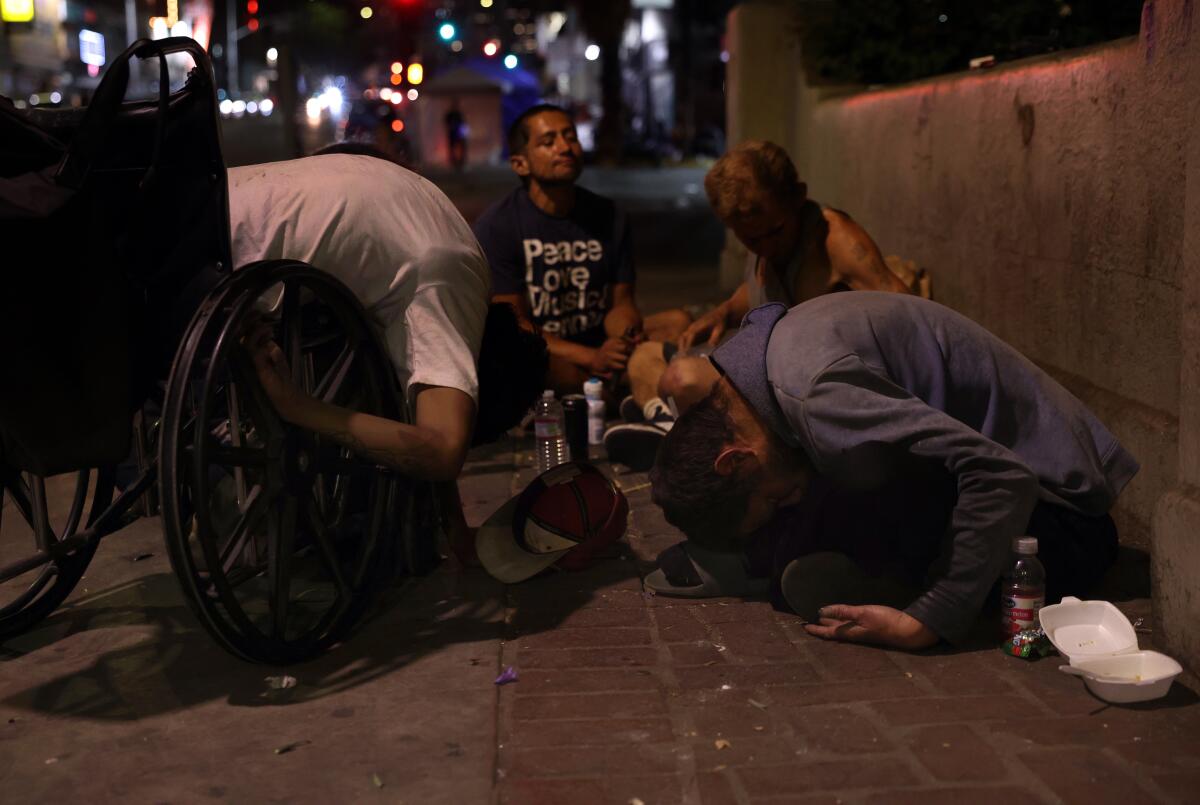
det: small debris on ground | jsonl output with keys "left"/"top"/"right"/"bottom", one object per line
{"left": 720, "top": 684, "right": 732, "bottom": 691}
{"left": 44, "top": 757, "right": 58, "bottom": 765}
{"left": 904, "top": 672, "right": 913, "bottom": 678}
{"left": 494, "top": 666, "right": 519, "bottom": 685}
{"left": 371, "top": 773, "right": 384, "bottom": 788}
{"left": 748, "top": 698, "right": 768, "bottom": 710}
{"left": 714, "top": 739, "right": 732, "bottom": 750}
{"left": 131, "top": 552, "right": 154, "bottom": 562}
{"left": 274, "top": 740, "right": 311, "bottom": 755}
{"left": 629, "top": 798, "right": 646, "bottom": 805}
{"left": 264, "top": 675, "right": 297, "bottom": 691}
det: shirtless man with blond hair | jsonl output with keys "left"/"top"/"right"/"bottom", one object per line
{"left": 604, "top": 139, "right": 924, "bottom": 471}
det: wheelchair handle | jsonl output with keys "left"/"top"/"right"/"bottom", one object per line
{"left": 55, "top": 37, "right": 217, "bottom": 190}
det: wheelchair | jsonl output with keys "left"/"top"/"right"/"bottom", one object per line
{"left": 0, "top": 38, "right": 430, "bottom": 664}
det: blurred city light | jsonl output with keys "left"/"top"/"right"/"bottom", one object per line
{"left": 503, "top": 54, "right": 517, "bottom": 69}
{"left": 232, "top": 99, "right": 246, "bottom": 114}
{"left": 246, "top": 101, "right": 258, "bottom": 114}
{"left": 322, "top": 86, "right": 344, "bottom": 115}
{"left": 219, "top": 98, "right": 234, "bottom": 115}
{"left": 266, "top": 46, "right": 278, "bottom": 64}
{"left": 380, "top": 87, "right": 393, "bottom": 100}
{"left": 407, "top": 88, "right": 419, "bottom": 101}
{"left": 479, "top": 0, "right": 492, "bottom": 7}
{"left": 49, "top": 91, "right": 61, "bottom": 103}
{"left": 390, "top": 94, "right": 402, "bottom": 105}
{"left": 585, "top": 44, "right": 600, "bottom": 61}
{"left": 406, "top": 62, "right": 423, "bottom": 85}
{"left": 306, "top": 97, "right": 321, "bottom": 120}
{"left": 1, "top": 0, "right": 35, "bottom": 23}
{"left": 451, "top": 40, "right": 463, "bottom": 52}
{"left": 483, "top": 39, "right": 499, "bottom": 57}
{"left": 390, "top": 73, "right": 402, "bottom": 85}
{"left": 360, "top": 5, "right": 372, "bottom": 19}
{"left": 259, "top": 98, "right": 274, "bottom": 115}
{"left": 391, "top": 119, "right": 405, "bottom": 132}
{"left": 246, "top": 0, "right": 257, "bottom": 13}
{"left": 438, "top": 22, "right": 456, "bottom": 41}
{"left": 247, "top": 18, "right": 258, "bottom": 31}
{"left": 390, "top": 61, "right": 402, "bottom": 74}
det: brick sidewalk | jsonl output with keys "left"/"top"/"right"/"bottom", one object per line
{"left": 463, "top": 439, "right": 1200, "bottom": 805}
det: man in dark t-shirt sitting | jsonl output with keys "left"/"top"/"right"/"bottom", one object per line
{"left": 473, "top": 104, "right": 689, "bottom": 396}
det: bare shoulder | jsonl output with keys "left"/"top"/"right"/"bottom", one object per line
{"left": 822, "top": 208, "right": 876, "bottom": 261}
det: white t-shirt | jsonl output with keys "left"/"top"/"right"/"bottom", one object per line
{"left": 227, "top": 154, "right": 490, "bottom": 405}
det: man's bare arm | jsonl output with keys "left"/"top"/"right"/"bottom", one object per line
{"left": 605, "top": 282, "right": 644, "bottom": 337}
{"left": 824, "top": 211, "right": 909, "bottom": 293}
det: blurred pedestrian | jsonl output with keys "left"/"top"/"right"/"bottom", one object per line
{"left": 445, "top": 100, "right": 467, "bottom": 171}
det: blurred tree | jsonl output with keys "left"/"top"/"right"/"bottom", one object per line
{"left": 801, "top": 0, "right": 1144, "bottom": 85}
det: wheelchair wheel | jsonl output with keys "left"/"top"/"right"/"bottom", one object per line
{"left": 0, "top": 469, "right": 116, "bottom": 639}
{"left": 160, "top": 261, "right": 402, "bottom": 664}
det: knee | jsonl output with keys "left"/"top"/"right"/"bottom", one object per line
{"left": 659, "top": 356, "right": 719, "bottom": 413}
{"left": 646, "top": 308, "right": 692, "bottom": 342}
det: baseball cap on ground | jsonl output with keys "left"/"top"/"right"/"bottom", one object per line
{"left": 475, "top": 462, "right": 629, "bottom": 583}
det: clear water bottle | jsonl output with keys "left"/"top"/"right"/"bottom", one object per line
{"left": 1001, "top": 537, "right": 1046, "bottom": 636}
{"left": 534, "top": 389, "right": 569, "bottom": 473}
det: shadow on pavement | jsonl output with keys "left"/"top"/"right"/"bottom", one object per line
{"left": 0, "top": 542, "right": 644, "bottom": 720}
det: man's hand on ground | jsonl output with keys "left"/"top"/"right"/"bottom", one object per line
{"left": 803, "top": 604, "right": 938, "bottom": 651}
{"left": 677, "top": 306, "right": 727, "bottom": 351}
{"left": 589, "top": 336, "right": 634, "bottom": 376}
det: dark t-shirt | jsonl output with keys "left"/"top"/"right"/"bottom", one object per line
{"left": 473, "top": 186, "right": 634, "bottom": 345}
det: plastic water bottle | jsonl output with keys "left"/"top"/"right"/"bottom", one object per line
{"left": 1001, "top": 537, "right": 1046, "bottom": 636}
{"left": 534, "top": 390, "right": 569, "bottom": 473}
{"left": 584, "top": 377, "right": 605, "bottom": 446}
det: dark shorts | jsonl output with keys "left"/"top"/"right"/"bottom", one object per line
{"left": 748, "top": 465, "right": 1119, "bottom": 615}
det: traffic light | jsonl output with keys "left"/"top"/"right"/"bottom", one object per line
{"left": 246, "top": 0, "right": 258, "bottom": 31}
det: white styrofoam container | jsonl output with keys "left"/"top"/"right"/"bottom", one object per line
{"left": 1039, "top": 596, "right": 1182, "bottom": 704}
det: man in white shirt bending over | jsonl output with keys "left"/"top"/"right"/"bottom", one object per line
{"left": 228, "top": 149, "right": 546, "bottom": 559}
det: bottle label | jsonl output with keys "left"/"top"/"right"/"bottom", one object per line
{"left": 1001, "top": 593, "right": 1044, "bottom": 634}
{"left": 534, "top": 420, "right": 562, "bottom": 439}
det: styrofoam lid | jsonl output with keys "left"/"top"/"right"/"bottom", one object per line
{"left": 1038, "top": 596, "right": 1139, "bottom": 662}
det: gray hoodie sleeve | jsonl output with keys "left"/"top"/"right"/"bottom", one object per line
{"left": 777, "top": 355, "right": 1040, "bottom": 644}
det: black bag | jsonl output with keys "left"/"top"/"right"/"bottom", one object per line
{"left": 0, "top": 37, "right": 231, "bottom": 476}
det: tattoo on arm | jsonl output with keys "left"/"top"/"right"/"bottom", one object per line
{"left": 326, "top": 427, "right": 425, "bottom": 475}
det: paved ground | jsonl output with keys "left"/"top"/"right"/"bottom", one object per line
{"left": 3, "top": 441, "right": 1199, "bottom": 804}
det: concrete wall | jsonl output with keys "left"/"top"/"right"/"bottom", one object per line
{"left": 727, "top": 0, "right": 1200, "bottom": 670}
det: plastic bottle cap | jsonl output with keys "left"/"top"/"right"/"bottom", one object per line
{"left": 1014, "top": 537, "right": 1038, "bottom": 555}
{"left": 583, "top": 378, "right": 603, "bottom": 399}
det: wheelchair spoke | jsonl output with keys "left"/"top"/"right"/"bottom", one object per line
{"left": 28, "top": 475, "right": 53, "bottom": 551}
{"left": 218, "top": 484, "right": 272, "bottom": 575}
{"left": 314, "top": 344, "right": 357, "bottom": 403}
{"left": 280, "top": 281, "right": 304, "bottom": 389}
{"left": 267, "top": 493, "right": 299, "bottom": 640}
{"left": 305, "top": 499, "right": 351, "bottom": 602}
{"left": 226, "top": 345, "right": 285, "bottom": 440}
